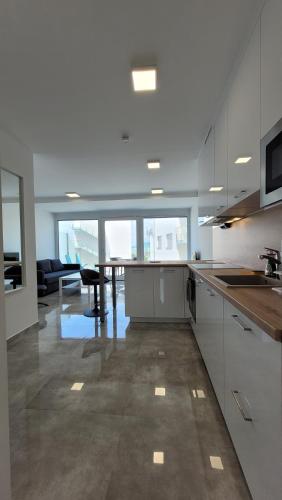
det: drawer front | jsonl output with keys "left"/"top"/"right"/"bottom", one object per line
{"left": 224, "top": 301, "right": 281, "bottom": 500}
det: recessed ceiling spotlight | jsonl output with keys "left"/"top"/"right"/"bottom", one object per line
{"left": 209, "top": 186, "right": 223, "bottom": 192}
{"left": 65, "top": 192, "right": 80, "bottom": 198}
{"left": 121, "top": 133, "right": 130, "bottom": 143}
{"left": 132, "top": 67, "right": 157, "bottom": 92}
{"left": 226, "top": 217, "right": 242, "bottom": 224}
{"left": 151, "top": 188, "right": 164, "bottom": 195}
{"left": 147, "top": 160, "right": 160, "bottom": 170}
{"left": 234, "top": 156, "right": 252, "bottom": 164}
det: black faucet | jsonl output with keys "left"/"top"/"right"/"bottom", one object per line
{"left": 259, "top": 247, "right": 281, "bottom": 278}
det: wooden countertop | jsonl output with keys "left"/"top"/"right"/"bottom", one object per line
{"left": 189, "top": 266, "right": 282, "bottom": 343}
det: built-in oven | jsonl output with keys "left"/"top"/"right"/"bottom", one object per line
{"left": 261, "top": 117, "right": 282, "bottom": 207}
{"left": 187, "top": 269, "right": 196, "bottom": 322}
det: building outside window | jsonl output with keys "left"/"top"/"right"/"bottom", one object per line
{"left": 58, "top": 220, "right": 99, "bottom": 268}
{"left": 144, "top": 217, "right": 188, "bottom": 261}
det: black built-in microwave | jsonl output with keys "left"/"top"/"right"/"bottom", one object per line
{"left": 261, "top": 117, "right": 282, "bottom": 207}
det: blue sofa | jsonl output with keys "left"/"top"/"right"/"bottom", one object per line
{"left": 37, "top": 259, "right": 80, "bottom": 296}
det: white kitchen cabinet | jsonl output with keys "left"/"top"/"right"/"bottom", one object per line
{"left": 195, "top": 280, "right": 224, "bottom": 411}
{"left": 193, "top": 278, "right": 282, "bottom": 499}
{"left": 194, "top": 276, "right": 205, "bottom": 346}
{"left": 125, "top": 267, "right": 187, "bottom": 319}
{"left": 227, "top": 21, "right": 260, "bottom": 206}
{"left": 224, "top": 301, "right": 282, "bottom": 500}
{"left": 201, "top": 285, "right": 224, "bottom": 411}
{"left": 125, "top": 268, "right": 154, "bottom": 317}
{"left": 154, "top": 267, "right": 185, "bottom": 318}
{"left": 198, "top": 127, "right": 215, "bottom": 219}
{"left": 214, "top": 103, "right": 228, "bottom": 214}
{"left": 261, "top": 0, "right": 282, "bottom": 138}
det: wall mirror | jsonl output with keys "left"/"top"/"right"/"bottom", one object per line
{"left": 1, "top": 168, "right": 25, "bottom": 293}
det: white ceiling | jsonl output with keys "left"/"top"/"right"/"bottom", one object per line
{"left": 0, "top": 0, "right": 262, "bottom": 211}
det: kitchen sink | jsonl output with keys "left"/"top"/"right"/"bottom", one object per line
{"left": 213, "top": 274, "right": 281, "bottom": 287}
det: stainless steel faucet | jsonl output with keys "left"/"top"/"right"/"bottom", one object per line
{"left": 259, "top": 247, "right": 281, "bottom": 277}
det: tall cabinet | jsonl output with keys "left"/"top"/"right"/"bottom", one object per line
{"left": 227, "top": 21, "right": 260, "bottom": 206}
{"left": 198, "top": 16, "right": 263, "bottom": 220}
{"left": 260, "top": 0, "right": 282, "bottom": 138}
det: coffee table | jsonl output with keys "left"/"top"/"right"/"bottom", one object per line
{"left": 59, "top": 272, "right": 84, "bottom": 297}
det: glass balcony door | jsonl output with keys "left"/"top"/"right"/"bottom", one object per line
{"left": 143, "top": 217, "right": 188, "bottom": 261}
{"left": 58, "top": 220, "right": 99, "bottom": 268}
{"left": 104, "top": 219, "right": 137, "bottom": 261}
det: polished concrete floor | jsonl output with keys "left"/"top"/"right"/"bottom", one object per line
{"left": 8, "top": 286, "right": 251, "bottom": 500}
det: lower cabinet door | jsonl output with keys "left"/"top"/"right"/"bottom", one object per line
{"left": 125, "top": 268, "right": 154, "bottom": 317}
{"left": 154, "top": 267, "right": 185, "bottom": 318}
{"left": 194, "top": 277, "right": 206, "bottom": 346}
{"left": 224, "top": 300, "right": 282, "bottom": 500}
{"left": 202, "top": 285, "right": 224, "bottom": 412}
{"left": 194, "top": 280, "right": 225, "bottom": 412}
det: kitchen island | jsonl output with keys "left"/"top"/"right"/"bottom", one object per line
{"left": 96, "top": 260, "right": 195, "bottom": 322}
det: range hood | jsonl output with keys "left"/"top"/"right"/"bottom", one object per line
{"left": 201, "top": 190, "right": 261, "bottom": 227}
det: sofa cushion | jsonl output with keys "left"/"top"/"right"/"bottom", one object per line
{"left": 37, "top": 259, "right": 52, "bottom": 274}
{"left": 50, "top": 259, "right": 64, "bottom": 272}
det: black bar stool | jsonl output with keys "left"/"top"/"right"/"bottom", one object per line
{"left": 80, "top": 269, "right": 109, "bottom": 318}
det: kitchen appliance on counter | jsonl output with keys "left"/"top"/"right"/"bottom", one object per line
{"left": 261, "top": 117, "right": 282, "bottom": 207}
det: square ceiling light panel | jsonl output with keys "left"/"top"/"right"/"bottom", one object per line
{"left": 132, "top": 67, "right": 157, "bottom": 92}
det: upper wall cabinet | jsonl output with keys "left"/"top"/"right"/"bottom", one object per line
{"left": 214, "top": 103, "right": 228, "bottom": 213}
{"left": 227, "top": 22, "right": 260, "bottom": 207}
{"left": 198, "top": 127, "right": 215, "bottom": 218}
{"left": 261, "top": 0, "right": 282, "bottom": 138}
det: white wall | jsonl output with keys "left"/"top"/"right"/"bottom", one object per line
{"left": 0, "top": 130, "right": 38, "bottom": 339}
{"left": 198, "top": 226, "right": 213, "bottom": 259}
{"left": 2, "top": 203, "right": 21, "bottom": 256}
{"left": 35, "top": 207, "right": 55, "bottom": 260}
{"left": 190, "top": 201, "right": 199, "bottom": 257}
{"left": 0, "top": 174, "right": 11, "bottom": 499}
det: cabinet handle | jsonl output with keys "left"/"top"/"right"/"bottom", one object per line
{"left": 163, "top": 269, "right": 176, "bottom": 273}
{"left": 231, "top": 314, "right": 252, "bottom": 332}
{"left": 232, "top": 390, "right": 253, "bottom": 422}
{"left": 206, "top": 288, "right": 215, "bottom": 296}
{"left": 132, "top": 269, "right": 144, "bottom": 273}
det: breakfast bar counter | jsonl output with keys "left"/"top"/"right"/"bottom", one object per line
{"left": 96, "top": 260, "right": 194, "bottom": 322}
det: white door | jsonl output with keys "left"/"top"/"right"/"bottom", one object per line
{"left": 125, "top": 267, "right": 154, "bottom": 318}
{"left": 154, "top": 267, "right": 185, "bottom": 318}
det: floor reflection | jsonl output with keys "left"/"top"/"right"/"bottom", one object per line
{"left": 8, "top": 286, "right": 252, "bottom": 500}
